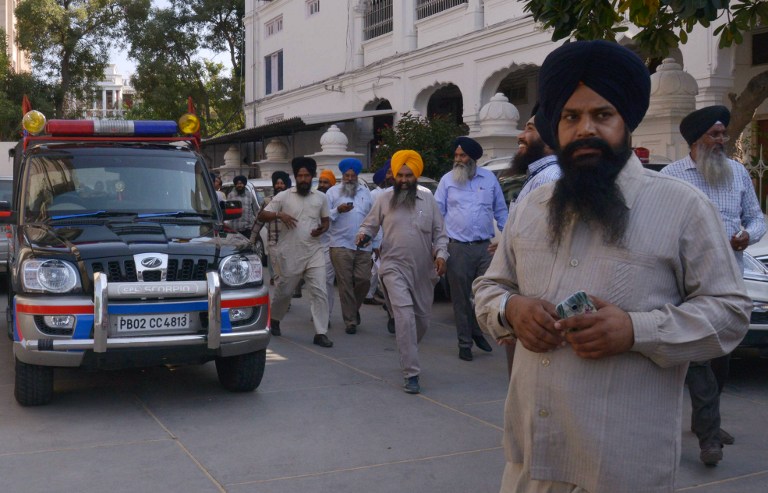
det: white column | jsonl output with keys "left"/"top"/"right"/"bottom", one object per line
{"left": 394, "top": 0, "right": 417, "bottom": 53}
{"left": 101, "top": 89, "right": 107, "bottom": 119}
{"left": 467, "top": 0, "right": 484, "bottom": 29}
{"left": 351, "top": 1, "right": 366, "bottom": 69}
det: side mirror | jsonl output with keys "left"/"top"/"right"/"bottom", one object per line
{"left": 0, "top": 201, "right": 14, "bottom": 223}
{"left": 222, "top": 200, "right": 243, "bottom": 221}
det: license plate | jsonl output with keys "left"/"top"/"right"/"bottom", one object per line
{"left": 116, "top": 314, "right": 190, "bottom": 333}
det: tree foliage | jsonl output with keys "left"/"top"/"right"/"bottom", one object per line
{"left": 371, "top": 113, "right": 465, "bottom": 179}
{"left": 123, "top": 0, "right": 244, "bottom": 136}
{"left": 0, "top": 29, "right": 56, "bottom": 140}
{"left": 15, "top": 0, "right": 135, "bottom": 117}
{"left": 521, "top": 0, "right": 768, "bottom": 153}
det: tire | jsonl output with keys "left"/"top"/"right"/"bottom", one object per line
{"left": 215, "top": 349, "right": 266, "bottom": 392}
{"left": 15, "top": 359, "right": 54, "bottom": 406}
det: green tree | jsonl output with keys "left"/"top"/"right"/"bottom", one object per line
{"left": 123, "top": 0, "right": 243, "bottom": 136}
{"left": 15, "top": 0, "right": 137, "bottom": 117}
{"left": 371, "top": 113, "right": 465, "bottom": 179}
{"left": 0, "top": 29, "right": 56, "bottom": 140}
{"left": 521, "top": 0, "right": 768, "bottom": 153}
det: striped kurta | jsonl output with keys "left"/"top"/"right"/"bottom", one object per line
{"left": 473, "top": 154, "right": 751, "bottom": 493}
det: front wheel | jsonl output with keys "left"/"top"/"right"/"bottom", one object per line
{"left": 215, "top": 349, "right": 266, "bottom": 392}
{"left": 15, "top": 359, "right": 54, "bottom": 406}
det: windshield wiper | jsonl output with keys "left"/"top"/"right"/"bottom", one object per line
{"left": 137, "top": 211, "right": 213, "bottom": 219}
{"left": 50, "top": 211, "right": 137, "bottom": 221}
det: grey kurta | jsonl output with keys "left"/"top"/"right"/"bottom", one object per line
{"left": 473, "top": 155, "right": 751, "bottom": 493}
{"left": 359, "top": 188, "right": 448, "bottom": 376}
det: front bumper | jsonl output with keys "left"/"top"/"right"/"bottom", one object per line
{"left": 13, "top": 272, "right": 270, "bottom": 368}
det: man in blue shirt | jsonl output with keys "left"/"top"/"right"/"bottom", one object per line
{"left": 661, "top": 105, "right": 765, "bottom": 467}
{"left": 435, "top": 137, "right": 508, "bottom": 361}
{"left": 326, "top": 158, "right": 376, "bottom": 334}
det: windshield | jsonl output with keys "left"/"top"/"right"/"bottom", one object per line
{"left": 22, "top": 149, "right": 215, "bottom": 222}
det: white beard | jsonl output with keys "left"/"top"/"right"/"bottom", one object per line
{"left": 451, "top": 160, "right": 477, "bottom": 185}
{"left": 342, "top": 182, "right": 358, "bottom": 198}
{"left": 694, "top": 142, "right": 733, "bottom": 187}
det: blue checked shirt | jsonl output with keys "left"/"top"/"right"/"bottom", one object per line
{"left": 435, "top": 166, "right": 508, "bottom": 241}
{"left": 661, "top": 155, "right": 765, "bottom": 270}
{"left": 512, "top": 155, "right": 561, "bottom": 209}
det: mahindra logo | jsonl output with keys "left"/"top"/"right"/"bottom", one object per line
{"left": 141, "top": 257, "right": 162, "bottom": 268}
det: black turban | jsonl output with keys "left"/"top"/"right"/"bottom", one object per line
{"left": 271, "top": 171, "right": 291, "bottom": 188}
{"left": 233, "top": 175, "right": 247, "bottom": 185}
{"left": 537, "top": 40, "right": 650, "bottom": 149}
{"left": 291, "top": 156, "right": 317, "bottom": 177}
{"left": 679, "top": 105, "right": 730, "bottom": 146}
{"left": 452, "top": 136, "right": 483, "bottom": 161}
{"left": 533, "top": 109, "right": 555, "bottom": 152}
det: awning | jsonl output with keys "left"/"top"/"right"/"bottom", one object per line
{"left": 202, "top": 109, "right": 396, "bottom": 147}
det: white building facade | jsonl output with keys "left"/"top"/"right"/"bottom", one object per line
{"left": 84, "top": 64, "right": 136, "bottom": 120}
{"left": 241, "top": 0, "right": 768, "bottom": 169}
{"left": 1, "top": 0, "right": 30, "bottom": 73}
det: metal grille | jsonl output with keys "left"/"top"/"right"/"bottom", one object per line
{"left": 364, "top": 0, "right": 393, "bottom": 41}
{"left": 90, "top": 258, "right": 209, "bottom": 283}
{"left": 416, "top": 0, "right": 467, "bottom": 20}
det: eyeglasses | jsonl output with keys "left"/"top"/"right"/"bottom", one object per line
{"left": 704, "top": 132, "right": 730, "bottom": 142}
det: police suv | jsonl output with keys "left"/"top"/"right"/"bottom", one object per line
{"left": 0, "top": 109, "right": 271, "bottom": 406}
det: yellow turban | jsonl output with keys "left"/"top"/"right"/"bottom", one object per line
{"left": 390, "top": 150, "right": 424, "bottom": 178}
{"left": 319, "top": 169, "right": 336, "bottom": 186}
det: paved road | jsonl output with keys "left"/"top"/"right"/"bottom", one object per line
{"left": 0, "top": 287, "right": 766, "bottom": 492}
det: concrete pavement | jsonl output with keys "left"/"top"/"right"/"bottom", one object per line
{"left": 0, "top": 289, "right": 767, "bottom": 492}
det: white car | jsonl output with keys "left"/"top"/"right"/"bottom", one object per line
{"left": 744, "top": 231, "right": 768, "bottom": 354}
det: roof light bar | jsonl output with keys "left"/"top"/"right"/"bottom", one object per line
{"left": 46, "top": 119, "right": 179, "bottom": 137}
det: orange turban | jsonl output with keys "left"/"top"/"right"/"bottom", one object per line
{"left": 319, "top": 169, "right": 336, "bottom": 186}
{"left": 390, "top": 150, "right": 424, "bottom": 178}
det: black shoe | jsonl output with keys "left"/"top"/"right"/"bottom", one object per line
{"left": 345, "top": 325, "right": 357, "bottom": 334}
{"left": 387, "top": 317, "right": 395, "bottom": 334}
{"left": 313, "top": 334, "right": 333, "bottom": 347}
{"left": 356, "top": 311, "right": 361, "bottom": 326}
{"left": 403, "top": 376, "right": 420, "bottom": 394}
{"left": 700, "top": 443, "right": 723, "bottom": 466}
{"left": 473, "top": 334, "right": 493, "bottom": 352}
{"left": 459, "top": 347, "right": 473, "bottom": 361}
{"left": 718, "top": 429, "right": 735, "bottom": 445}
{"left": 363, "top": 297, "right": 383, "bottom": 305}
{"left": 270, "top": 319, "right": 281, "bottom": 336}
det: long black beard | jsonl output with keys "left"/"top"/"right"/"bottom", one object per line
{"left": 548, "top": 135, "right": 632, "bottom": 246}
{"left": 297, "top": 182, "right": 311, "bottom": 196}
{"left": 390, "top": 184, "right": 418, "bottom": 209}
{"left": 235, "top": 188, "right": 245, "bottom": 196}
{"left": 510, "top": 139, "right": 547, "bottom": 176}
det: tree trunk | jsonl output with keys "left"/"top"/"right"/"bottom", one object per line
{"left": 727, "top": 69, "right": 768, "bottom": 158}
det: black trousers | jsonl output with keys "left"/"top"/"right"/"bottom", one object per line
{"left": 686, "top": 354, "right": 730, "bottom": 447}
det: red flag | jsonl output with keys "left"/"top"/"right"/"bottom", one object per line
{"left": 22, "top": 95, "right": 32, "bottom": 115}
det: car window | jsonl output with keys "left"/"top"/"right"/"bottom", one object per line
{"left": 0, "top": 178, "right": 12, "bottom": 203}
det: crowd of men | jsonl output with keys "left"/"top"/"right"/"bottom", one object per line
{"left": 217, "top": 39, "right": 763, "bottom": 493}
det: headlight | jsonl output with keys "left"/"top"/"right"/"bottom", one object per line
{"left": 22, "top": 259, "right": 81, "bottom": 293}
{"left": 219, "top": 254, "right": 263, "bottom": 287}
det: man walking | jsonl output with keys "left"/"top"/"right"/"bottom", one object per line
{"left": 317, "top": 169, "right": 337, "bottom": 322}
{"left": 473, "top": 40, "right": 750, "bottom": 493}
{"left": 435, "top": 136, "right": 507, "bottom": 361}
{"left": 364, "top": 163, "right": 391, "bottom": 306}
{"left": 226, "top": 175, "right": 259, "bottom": 239}
{"left": 326, "top": 158, "right": 375, "bottom": 334}
{"left": 358, "top": 150, "right": 448, "bottom": 394}
{"left": 253, "top": 171, "right": 291, "bottom": 286}
{"left": 259, "top": 158, "right": 333, "bottom": 348}
{"left": 661, "top": 105, "right": 765, "bottom": 466}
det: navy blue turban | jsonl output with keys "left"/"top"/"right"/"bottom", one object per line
{"left": 233, "top": 175, "right": 247, "bottom": 185}
{"left": 679, "top": 105, "right": 730, "bottom": 146}
{"left": 291, "top": 156, "right": 317, "bottom": 177}
{"left": 338, "top": 158, "right": 363, "bottom": 175}
{"left": 452, "top": 136, "right": 483, "bottom": 161}
{"left": 271, "top": 171, "right": 291, "bottom": 188}
{"left": 372, "top": 160, "right": 390, "bottom": 186}
{"left": 537, "top": 40, "right": 650, "bottom": 148}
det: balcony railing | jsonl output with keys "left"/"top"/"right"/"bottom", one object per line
{"left": 364, "top": 0, "right": 393, "bottom": 41}
{"left": 416, "top": 0, "right": 467, "bottom": 20}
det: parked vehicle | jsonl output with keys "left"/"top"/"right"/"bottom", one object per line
{"left": 2, "top": 110, "right": 270, "bottom": 406}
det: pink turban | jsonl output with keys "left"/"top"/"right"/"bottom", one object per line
{"left": 390, "top": 150, "right": 424, "bottom": 178}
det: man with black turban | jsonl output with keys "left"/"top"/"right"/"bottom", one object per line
{"left": 662, "top": 105, "right": 765, "bottom": 466}
{"left": 225, "top": 175, "right": 259, "bottom": 241}
{"left": 473, "top": 40, "right": 750, "bottom": 492}
{"left": 258, "top": 157, "right": 333, "bottom": 348}
{"left": 435, "top": 136, "right": 507, "bottom": 361}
